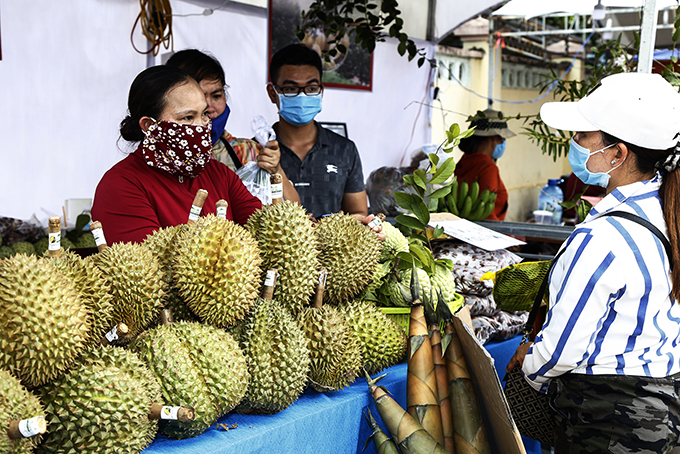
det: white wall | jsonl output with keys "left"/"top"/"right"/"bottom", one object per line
{"left": 0, "top": 0, "right": 432, "bottom": 223}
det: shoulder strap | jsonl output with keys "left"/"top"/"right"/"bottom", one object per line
{"left": 524, "top": 248, "right": 566, "bottom": 335}
{"left": 603, "top": 210, "right": 673, "bottom": 271}
{"left": 220, "top": 137, "right": 243, "bottom": 171}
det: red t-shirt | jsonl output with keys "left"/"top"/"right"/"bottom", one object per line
{"left": 453, "top": 153, "right": 508, "bottom": 221}
{"left": 91, "top": 148, "right": 262, "bottom": 245}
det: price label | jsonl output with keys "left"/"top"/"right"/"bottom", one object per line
{"left": 105, "top": 325, "right": 119, "bottom": 342}
{"left": 92, "top": 228, "right": 107, "bottom": 247}
{"left": 264, "top": 270, "right": 276, "bottom": 287}
{"left": 188, "top": 205, "right": 201, "bottom": 222}
{"left": 160, "top": 406, "right": 180, "bottom": 420}
{"left": 19, "top": 416, "right": 43, "bottom": 438}
{"left": 48, "top": 232, "right": 61, "bottom": 251}
{"left": 271, "top": 183, "right": 283, "bottom": 200}
{"left": 216, "top": 206, "right": 227, "bottom": 219}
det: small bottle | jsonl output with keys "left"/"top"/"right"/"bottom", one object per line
{"left": 89, "top": 221, "right": 108, "bottom": 253}
{"left": 48, "top": 216, "right": 63, "bottom": 258}
{"left": 8, "top": 416, "right": 46, "bottom": 440}
{"left": 262, "top": 269, "right": 278, "bottom": 300}
{"left": 270, "top": 174, "right": 283, "bottom": 205}
{"left": 188, "top": 189, "right": 208, "bottom": 224}
{"left": 537, "top": 179, "right": 563, "bottom": 225}
{"left": 215, "top": 200, "right": 228, "bottom": 220}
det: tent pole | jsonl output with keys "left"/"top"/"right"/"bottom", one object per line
{"left": 488, "top": 17, "right": 494, "bottom": 108}
{"left": 638, "top": 0, "right": 658, "bottom": 73}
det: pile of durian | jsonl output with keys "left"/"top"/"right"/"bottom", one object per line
{"left": 0, "top": 201, "right": 427, "bottom": 453}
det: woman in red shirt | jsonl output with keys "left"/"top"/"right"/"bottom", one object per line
{"left": 91, "top": 65, "right": 262, "bottom": 244}
{"left": 454, "top": 109, "right": 516, "bottom": 221}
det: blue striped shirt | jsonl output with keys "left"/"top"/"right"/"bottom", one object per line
{"left": 523, "top": 175, "right": 680, "bottom": 392}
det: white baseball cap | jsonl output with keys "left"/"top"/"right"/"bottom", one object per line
{"left": 540, "top": 72, "right": 680, "bottom": 150}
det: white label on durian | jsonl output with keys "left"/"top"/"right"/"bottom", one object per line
{"left": 271, "top": 183, "right": 283, "bottom": 200}
{"left": 216, "top": 206, "right": 227, "bottom": 219}
{"left": 188, "top": 205, "right": 202, "bottom": 221}
{"left": 105, "top": 325, "right": 119, "bottom": 342}
{"left": 18, "top": 416, "right": 42, "bottom": 438}
{"left": 318, "top": 272, "right": 327, "bottom": 287}
{"left": 92, "top": 228, "right": 107, "bottom": 247}
{"left": 264, "top": 270, "right": 276, "bottom": 287}
{"left": 160, "top": 406, "right": 181, "bottom": 420}
{"left": 48, "top": 232, "right": 61, "bottom": 251}
{"left": 367, "top": 217, "right": 382, "bottom": 229}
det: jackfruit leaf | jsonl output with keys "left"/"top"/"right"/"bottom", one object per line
{"left": 428, "top": 153, "right": 440, "bottom": 169}
{"left": 409, "top": 195, "right": 430, "bottom": 225}
{"left": 394, "top": 192, "right": 413, "bottom": 212}
{"left": 428, "top": 185, "right": 452, "bottom": 199}
{"left": 395, "top": 215, "right": 425, "bottom": 231}
{"left": 429, "top": 158, "right": 456, "bottom": 185}
{"left": 432, "top": 226, "right": 445, "bottom": 239}
{"left": 413, "top": 169, "right": 428, "bottom": 191}
{"left": 410, "top": 242, "right": 434, "bottom": 273}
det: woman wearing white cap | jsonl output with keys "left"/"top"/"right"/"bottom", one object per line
{"left": 454, "top": 108, "right": 516, "bottom": 220}
{"left": 506, "top": 72, "right": 680, "bottom": 452}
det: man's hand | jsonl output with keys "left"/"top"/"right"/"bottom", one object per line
{"left": 354, "top": 213, "right": 386, "bottom": 242}
{"left": 256, "top": 140, "right": 281, "bottom": 174}
{"left": 506, "top": 341, "right": 533, "bottom": 373}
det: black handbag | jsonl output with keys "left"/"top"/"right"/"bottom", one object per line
{"left": 503, "top": 210, "right": 674, "bottom": 446}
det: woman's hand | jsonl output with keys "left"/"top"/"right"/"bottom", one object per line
{"left": 256, "top": 140, "right": 281, "bottom": 175}
{"left": 506, "top": 341, "right": 533, "bottom": 373}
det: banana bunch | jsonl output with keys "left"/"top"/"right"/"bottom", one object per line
{"left": 442, "top": 179, "right": 497, "bottom": 221}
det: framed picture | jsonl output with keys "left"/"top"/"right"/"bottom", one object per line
{"left": 319, "top": 122, "right": 348, "bottom": 138}
{"left": 268, "top": 0, "right": 373, "bottom": 90}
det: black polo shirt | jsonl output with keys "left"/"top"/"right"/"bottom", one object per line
{"left": 276, "top": 122, "right": 365, "bottom": 218}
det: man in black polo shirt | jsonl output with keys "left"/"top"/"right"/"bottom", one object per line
{"left": 266, "top": 44, "right": 368, "bottom": 219}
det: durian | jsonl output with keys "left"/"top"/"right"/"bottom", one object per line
{"left": 339, "top": 300, "right": 407, "bottom": 374}
{"left": 298, "top": 270, "right": 363, "bottom": 392}
{"left": 232, "top": 270, "right": 310, "bottom": 414}
{"left": 315, "top": 214, "right": 382, "bottom": 304}
{"left": 172, "top": 215, "right": 262, "bottom": 328}
{"left": 358, "top": 261, "right": 392, "bottom": 302}
{"left": 0, "top": 369, "right": 46, "bottom": 454}
{"left": 379, "top": 222, "right": 409, "bottom": 262}
{"left": 0, "top": 254, "right": 90, "bottom": 388}
{"left": 131, "top": 321, "right": 249, "bottom": 439}
{"left": 37, "top": 346, "right": 162, "bottom": 454}
{"left": 48, "top": 250, "right": 115, "bottom": 348}
{"left": 246, "top": 201, "right": 319, "bottom": 315}
{"left": 143, "top": 226, "right": 197, "bottom": 323}
{"left": 92, "top": 242, "right": 166, "bottom": 340}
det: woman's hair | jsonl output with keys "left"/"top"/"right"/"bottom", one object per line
{"left": 459, "top": 135, "right": 491, "bottom": 154}
{"left": 119, "top": 66, "right": 194, "bottom": 143}
{"left": 165, "top": 49, "right": 226, "bottom": 86}
{"left": 602, "top": 131, "right": 680, "bottom": 301}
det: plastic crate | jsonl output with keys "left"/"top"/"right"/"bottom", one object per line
{"left": 378, "top": 293, "right": 464, "bottom": 334}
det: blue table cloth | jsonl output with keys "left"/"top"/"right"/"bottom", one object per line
{"left": 143, "top": 334, "right": 541, "bottom": 454}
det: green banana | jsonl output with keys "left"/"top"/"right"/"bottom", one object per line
{"left": 450, "top": 177, "right": 458, "bottom": 204}
{"left": 469, "top": 181, "right": 480, "bottom": 204}
{"left": 437, "top": 196, "right": 447, "bottom": 212}
{"left": 468, "top": 201, "right": 486, "bottom": 221}
{"left": 446, "top": 192, "right": 459, "bottom": 215}
{"left": 459, "top": 195, "right": 473, "bottom": 218}
{"left": 457, "top": 181, "right": 469, "bottom": 211}
{"left": 481, "top": 200, "right": 495, "bottom": 219}
{"left": 489, "top": 191, "right": 498, "bottom": 203}
{"left": 479, "top": 188, "right": 490, "bottom": 204}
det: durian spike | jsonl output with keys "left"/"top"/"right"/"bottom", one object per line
{"left": 262, "top": 269, "right": 278, "bottom": 300}
{"left": 215, "top": 199, "right": 228, "bottom": 220}
{"left": 187, "top": 189, "right": 208, "bottom": 224}
{"left": 160, "top": 308, "right": 174, "bottom": 325}
{"left": 100, "top": 322, "right": 129, "bottom": 346}
{"left": 7, "top": 416, "right": 46, "bottom": 439}
{"left": 89, "top": 220, "right": 108, "bottom": 252}
{"left": 270, "top": 173, "right": 283, "bottom": 204}
{"left": 148, "top": 403, "right": 195, "bottom": 422}
{"left": 312, "top": 268, "right": 328, "bottom": 309}
{"left": 48, "top": 216, "right": 63, "bottom": 258}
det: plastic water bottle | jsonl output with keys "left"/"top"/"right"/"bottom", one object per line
{"left": 537, "top": 179, "right": 563, "bottom": 225}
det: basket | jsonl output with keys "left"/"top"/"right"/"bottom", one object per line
{"left": 379, "top": 293, "right": 465, "bottom": 334}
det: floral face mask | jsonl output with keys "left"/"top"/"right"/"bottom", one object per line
{"left": 140, "top": 119, "right": 213, "bottom": 178}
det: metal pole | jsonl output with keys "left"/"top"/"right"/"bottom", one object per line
{"left": 638, "top": 0, "right": 659, "bottom": 73}
{"left": 488, "top": 18, "right": 494, "bottom": 108}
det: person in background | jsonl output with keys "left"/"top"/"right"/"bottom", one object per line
{"left": 454, "top": 108, "right": 516, "bottom": 221}
{"left": 166, "top": 49, "right": 299, "bottom": 203}
{"left": 507, "top": 72, "right": 680, "bottom": 452}
{"left": 91, "top": 65, "right": 262, "bottom": 244}
{"left": 266, "top": 44, "right": 367, "bottom": 220}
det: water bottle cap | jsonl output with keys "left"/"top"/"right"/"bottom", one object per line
{"left": 548, "top": 179, "right": 563, "bottom": 185}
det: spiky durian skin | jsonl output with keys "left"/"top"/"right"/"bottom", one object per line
{"left": 172, "top": 215, "right": 262, "bottom": 328}
{"left": 91, "top": 242, "right": 166, "bottom": 340}
{"left": 130, "top": 322, "right": 249, "bottom": 439}
{"left": 430, "top": 265, "right": 457, "bottom": 303}
{"left": 48, "top": 250, "right": 115, "bottom": 348}
{"left": 36, "top": 346, "right": 162, "bottom": 454}
{"left": 386, "top": 267, "right": 431, "bottom": 307}
{"left": 143, "top": 226, "right": 197, "bottom": 323}
{"left": 232, "top": 299, "right": 310, "bottom": 414}
{"left": 297, "top": 306, "right": 363, "bottom": 392}
{"left": 379, "top": 222, "right": 409, "bottom": 262}
{"left": 339, "top": 301, "right": 407, "bottom": 374}
{"left": 0, "top": 369, "right": 45, "bottom": 454}
{"left": 246, "top": 202, "right": 319, "bottom": 315}
{"left": 315, "top": 214, "right": 382, "bottom": 304}
{"left": 0, "top": 255, "right": 90, "bottom": 388}
{"left": 358, "top": 261, "right": 392, "bottom": 302}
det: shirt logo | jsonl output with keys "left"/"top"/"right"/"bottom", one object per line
{"left": 326, "top": 164, "right": 338, "bottom": 174}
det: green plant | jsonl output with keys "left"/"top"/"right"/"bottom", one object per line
{"left": 296, "top": 0, "right": 432, "bottom": 67}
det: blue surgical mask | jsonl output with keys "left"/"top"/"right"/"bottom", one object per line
{"left": 210, "top": 103, "right": 231, "bottom": 145}
{"left": 492, "top": 141, "right": 506, "bottom": 160}
{"left": 568, "top": 138, "right": 623, "bottom": 188}
{"left": 278, "top": 93, "right": 322, "bottom": 126}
